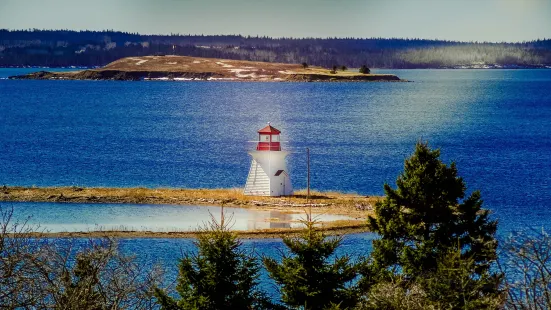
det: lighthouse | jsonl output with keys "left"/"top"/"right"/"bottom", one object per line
{"left": 244, "top": 124, "right": 293, "bottom": 196}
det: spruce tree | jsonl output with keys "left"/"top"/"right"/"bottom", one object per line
{"left": 264, "top": 218, "right": 360, "bottom": 310}
{"left": 365, "top": 142, "right": 501, "bottom": 302}
{"left": 155, "top": 213, "right": 271, "bottom": 310}
{"left": 419, "top": 248, "right": 503, "bottom": 309}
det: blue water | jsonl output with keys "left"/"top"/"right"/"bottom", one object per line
{"left": 56, "top": 233, "right": 375, "bottom": 300}
{"left": 2, "top": 68, "right": 551, "bottom": 296}
{"left": 2, "top": 69, "right": 550, "bottom": 232}
{"left": 6, "top": 201, "right": 352, "bottom": 232}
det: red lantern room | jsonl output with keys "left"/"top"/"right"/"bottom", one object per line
{"left": 256, "top": 123, "right": 281, "bottom": 151}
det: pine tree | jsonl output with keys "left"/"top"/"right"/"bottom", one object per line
{"left": 155, "top": 213, "right": 272, "bottom": 310}
{"left": 365, "top": 142, "right": 501, "bottom": 303}
{"left": 264, "top": 218, "right": 360, "bottom": 310}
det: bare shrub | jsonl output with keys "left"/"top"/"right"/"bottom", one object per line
{"left": 0, "top": 205, "right": 53, "bottom": 308}
{"left": 499, "top": 229, "right": 551, "bottom": 310}
{"left": 0, "top": 205, "right": 162, "bottom": 309}
{"left": 358, "top": 278, "right": 432, "bottom": 310}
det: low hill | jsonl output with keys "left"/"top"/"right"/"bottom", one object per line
{"left": 9, "top": 55, "right": 402, "bottom": 82}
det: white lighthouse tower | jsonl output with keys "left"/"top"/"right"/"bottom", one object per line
{"left": 244, "top": 124, "right": 293, "bottom": 196}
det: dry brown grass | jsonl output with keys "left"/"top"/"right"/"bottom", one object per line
{"left": 0, "top": 186, "right": 379, "bottom": 219}
{"left": 96, "top": 55, "right": 399, "bottom": 80}
{"left": 102, "top": 55, "right": 303, "bottom": 74}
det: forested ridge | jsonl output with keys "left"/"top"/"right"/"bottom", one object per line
{"left": 1, "top": 29, "right": 551, "bottom": 68}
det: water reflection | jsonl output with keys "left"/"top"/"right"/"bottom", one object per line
{"left": 7, "top": 202, "right": 352, "bottom": 233}
{"left": 249, "top": 211, "right": 297, "bottom": 230}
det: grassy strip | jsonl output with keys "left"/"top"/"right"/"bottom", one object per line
{"left": 0, "top": 186, "right": 378, "bottom": 238}
{"left": 0, "top": 186, "right": 378, "bottom": 217}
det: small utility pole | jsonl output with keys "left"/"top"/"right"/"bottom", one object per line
{"left": 307, "top": 147, "right": 311, "bottom": 218}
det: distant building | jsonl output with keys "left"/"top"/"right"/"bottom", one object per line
{"left": 244, "top": 124, "right": 293, "bottom": 196}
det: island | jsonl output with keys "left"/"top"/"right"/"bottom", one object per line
{"left": 8, "top": 55, "right": 404, "bottom": 82}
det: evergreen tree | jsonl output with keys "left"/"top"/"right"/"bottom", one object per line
{"left": 419, "top": 248, "right": 503, "bottom": 309}
{"left": 359, "top": 249, "right": 503, "bottom": 310}
{"left": 359, "top": 65, "right": 370, "bottom": 74}
{"left": 365, "top": 142, "right": 501, "bottom": 304}
{"left": 155, "top": 213, "right": 271, "bottom": 310}
{"left": 264, "top": 218, "right": 360, "bottom": 310}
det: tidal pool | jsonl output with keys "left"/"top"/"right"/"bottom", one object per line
{"left": 4, "top": 201, "right": 353, "bottom": 232}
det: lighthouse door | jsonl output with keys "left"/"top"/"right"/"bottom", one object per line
{"left": 274, "top": 170, "right": 287, "bottom": 196}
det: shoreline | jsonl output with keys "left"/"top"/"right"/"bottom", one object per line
{"left": 24, "top": 221, "right": 370, "bottom": 239}
{"left": 0, "top": 186, "right": 378, "bottom": 238}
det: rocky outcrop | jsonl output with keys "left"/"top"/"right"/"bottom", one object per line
{"left": 12, "top": 71, "right": 58, "bottom": 80}
{"left": 10, "top": 70, "right": 225, "bottom": 81}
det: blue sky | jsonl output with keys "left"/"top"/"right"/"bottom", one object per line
{"left": 1, "top": 0, "right": 550, "bottom": 42}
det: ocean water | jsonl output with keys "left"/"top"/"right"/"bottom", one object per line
{"left": 1, "top": 68, "right": 550, "bottom": 294}
{"left": 1, "top": 69, "right": 550, "bottom": 232}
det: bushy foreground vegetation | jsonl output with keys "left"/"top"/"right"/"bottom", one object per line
{"left": 0, "top": 208, "right": 162, "bottom": 309}
{"left": 1, "top": 29, "right": 550, "bottom": 68}
{"left": 2, "top": 142, "right": 551, "bottom": 309}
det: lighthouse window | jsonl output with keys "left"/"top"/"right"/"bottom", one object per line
{"left": 272, "top": 135, "right": 280, "bottom": 142}
{"left": 261, "top": 135, "right": 270, "bottom": 141}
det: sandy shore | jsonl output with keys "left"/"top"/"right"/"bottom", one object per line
{"left": 1, "top": 186, "right": 378, "bottom": 238}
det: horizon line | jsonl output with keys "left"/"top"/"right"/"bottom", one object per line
{"left": 1, "top": 28, "right": 549, "bottom": 44}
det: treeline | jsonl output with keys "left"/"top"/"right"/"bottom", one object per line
{"left": 3, "top": 142, "right": 551, "bottom": 309}
{"left": 1, "top": 29, "right": 551, "bottom": 68}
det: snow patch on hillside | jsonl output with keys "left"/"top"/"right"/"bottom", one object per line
{"left": 216, "top": 61, "right": 234, "bottom": 68}
{"left": 229, "top": 68, "right": 257, "bottom": 78}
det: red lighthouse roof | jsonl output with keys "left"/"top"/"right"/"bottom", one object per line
{"left": 258, "top": 124, "right": 281, "bottom": 135}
